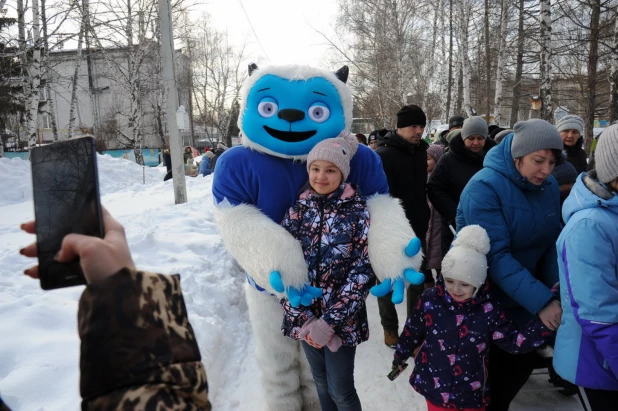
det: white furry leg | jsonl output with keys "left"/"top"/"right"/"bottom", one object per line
{"left": 299, "top": 348, "right": 320, "bottom": 411}
{"left": 246, "top": 285, "right": 309, "bottom": 411}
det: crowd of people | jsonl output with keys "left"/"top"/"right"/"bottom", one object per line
{"left": 353, "top": 107, "right": 617, "bottom": 411}
{"left": 8, "top": 100, "right": 617, "bottom": 411}
{"left": 162, "top": 142, "right": 228, "bottom": 181}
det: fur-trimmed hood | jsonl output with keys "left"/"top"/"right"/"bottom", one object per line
{"left": 562, "top": 170, "right": 618, "bottom": 224}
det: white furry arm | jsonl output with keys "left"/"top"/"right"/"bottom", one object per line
{"left": 366, "top": 194, "right": 424, "bottom": 282}
{"left": 215, "top": 203, "right": 308, "bottom": 295}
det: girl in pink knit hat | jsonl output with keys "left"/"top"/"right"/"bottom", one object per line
{"left": 279, "top": 133, "right": 376, "bottom": 410}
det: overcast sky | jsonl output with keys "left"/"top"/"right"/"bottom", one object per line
{"left": 202, "top": 0, "right": 340, "bottom": 68}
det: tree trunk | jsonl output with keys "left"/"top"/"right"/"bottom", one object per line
{"left": 584, "top": 0, "right": 600, "bottom": 154}
{"left": 445, "top": 0, "right": 454, "bottom": 120}
{"left": 484, "top": 0, "right": 491, "bottom": 122}
{"left": 17, "top": 0, "right": 28, "bottom": 145}
{"left": 510, "top": 0, "right": 525, "bottom": 126}
{"left": 539, "top": 0, "right": 553, "bottom": 122}
{"left": 439, "top": 0, "right": 448, "bottom": 120}
{"left": 494, "top": 0, "right": 509, "bottom": 126}
{"left": 459, "top": 2, "right": 472, "bottom": 117}
{"left": 83, "top": 0, "right": 98, "bottom": 135}
{"left": 40, "top": 0, "right": 58, "bottom": 140}
{"left": 456, "top": 60, "right": 463, "bottom": 116}
{"left": 609, "top": 10, "right": 618, "bottom": 124}
{"left": 27, "top": 0, "right": 41, "bottom": 147}
{"left": 68, "top": 26, "right": 84, "bottom": 139}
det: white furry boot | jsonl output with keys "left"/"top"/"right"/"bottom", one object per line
{"left": 245, "top": 286, "right": 319, "bottom": 411}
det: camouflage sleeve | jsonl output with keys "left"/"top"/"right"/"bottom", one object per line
{"left": 78, "top": 268, "right": 211, "bottom": 411}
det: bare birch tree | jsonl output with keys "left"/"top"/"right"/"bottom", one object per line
{"left": 190, "top": 13, "right": 247, "bottom": 142}
{"left": 459, "top": 0, "right": 473, "bottom": 117}
{"left": 40, "top": 0, "right": 59, "bottom": 140}
{"left": 539, "top": 0, "right": 553, "bottom": 121}
{"left": 68, "top": 9, "right": 85, "bottom": 139}
{"left": 610, "top": 8, "right": 618, "bottom": 123}
{"left": 26, "top": 0, "right": 41, "bottom": 146}
{"left": 510, "top": 0, "right": 526, "bottom": 126}
{"left": 493, "top": 0, "right": 509, "bottom": 125}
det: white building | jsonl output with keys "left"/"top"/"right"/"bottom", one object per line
{"left": 36, "top": 46, "right": 190, "bottom": 149}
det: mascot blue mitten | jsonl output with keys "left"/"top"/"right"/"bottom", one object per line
{"left": 214, "top": 64, "right": 423, "bottom": 411}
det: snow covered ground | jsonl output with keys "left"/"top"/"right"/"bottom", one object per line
{"left": 0, "top": 155, "right": 583, "bottom": 410}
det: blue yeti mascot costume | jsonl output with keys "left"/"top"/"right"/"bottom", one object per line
{"left": 213, "top": 64, "right": 424, "bottom": 410}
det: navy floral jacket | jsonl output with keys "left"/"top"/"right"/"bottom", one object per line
{"left": 393, "top": 279, "right": 552, "bottom": 409}
{"left": 280, "top": 183, "right": 376, "bottom": 347}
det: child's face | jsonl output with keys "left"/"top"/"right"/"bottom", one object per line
{"left": 427, "top": 155, "right": 436, "bottom": 173}
{"left": 444, "top": 277, "right": 476, "bottom": 302}
{"left": 309, "top": 160, "right": 343, "bottom": 195}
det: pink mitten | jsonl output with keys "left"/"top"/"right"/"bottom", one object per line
{"left": 299, "top": 317, "right": 317, "bottom": 339}
{"left": 326, "top": 335, "right": 343, "bottom": 352}
{"left": 302, "top": 318, "right": 335, "bottom": 347}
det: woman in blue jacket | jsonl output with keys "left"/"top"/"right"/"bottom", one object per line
{"left": 554, "top": 125, "right": 618, "bottom": 410}
{"left": 456, "top": 119, "right": 564, "bottom": 411}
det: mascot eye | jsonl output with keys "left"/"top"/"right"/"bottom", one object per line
{"left": 308, "top": 104, "right": 330, "bottom": 123}
{"left": 258, "top": 99, "right": 278, "bottom": 118}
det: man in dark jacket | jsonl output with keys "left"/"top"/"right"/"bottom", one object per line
{"left": 427, "top": 116, "right": 496, "bottom": 256}
{"left": 375, "top": 104, "right": 431, "bottom": 348}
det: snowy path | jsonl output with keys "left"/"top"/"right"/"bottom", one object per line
{"left": 0, "top": 155, "right": 582, "bottom": 410}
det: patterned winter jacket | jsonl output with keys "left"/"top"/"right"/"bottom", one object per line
{"left": 79, "top": 268, "right": 211, "bottom": 410}
{"left": 393, "top": 279, "right": 552, "bottom": 409}
{"left": 280, "top": 183, "right": 376, "bottom": 347}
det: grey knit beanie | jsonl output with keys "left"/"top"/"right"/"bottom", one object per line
{"left": 461, "top": 116, "right": 489, "bottom": 140}
{"left": 595, "top": 124, "right": 618, "bottom": 183}
{"left": 306, "top": 133, "right": 358, "bottom": 181}
{"left": 556, "top": 115, "right": 584, "bottom": 134}
{"left": 511, "top": 119, "right": 563, "bottom": 158}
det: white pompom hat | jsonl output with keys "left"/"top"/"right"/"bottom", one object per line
{"left": 441, "top": 225, "right": 490, "bottom": 293}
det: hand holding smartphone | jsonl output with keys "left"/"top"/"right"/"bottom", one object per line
{"left": 30, "top": 137, "right": 104, "bottom": 289}
{"left": 387, "top": 363, "right": 408, "bottom": 381}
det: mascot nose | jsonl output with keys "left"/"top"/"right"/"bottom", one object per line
{"left": 278, "top": 109, "right": 305, "bottom": 123}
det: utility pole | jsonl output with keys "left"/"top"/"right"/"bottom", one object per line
{"left": 159, "top": 0, "right": 187, "bottom": 204}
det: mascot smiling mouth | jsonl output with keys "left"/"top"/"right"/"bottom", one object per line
{"left": 263, "top": 125, "right": 317, "bottom": 142}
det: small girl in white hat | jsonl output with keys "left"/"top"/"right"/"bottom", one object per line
{"left": 392, "top": 225, "right": 553, "bottom": 411}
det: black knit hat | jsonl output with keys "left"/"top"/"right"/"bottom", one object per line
{"left": 449, "top": 116, "right": 465, "bottom": 129}
{"left": 397, "top": 105, "right": 426, "bottom": 128}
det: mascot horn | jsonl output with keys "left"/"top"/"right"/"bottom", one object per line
{"left": 213, "top": 64, "right": 424, "bottom": 410}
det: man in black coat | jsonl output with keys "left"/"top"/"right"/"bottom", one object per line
{"left": 375, "top": 104, "right": 431, "bottom": 348}
{"left": 427, "top": 116, "right": 496, "bottom": 257}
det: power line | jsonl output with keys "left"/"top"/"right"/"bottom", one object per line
{"left": 237, "top": 0, "right": 270, "bottom": 62}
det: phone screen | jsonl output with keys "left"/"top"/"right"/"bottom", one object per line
{"left": 31, "top": 137, "right": 104, "bottom": 289}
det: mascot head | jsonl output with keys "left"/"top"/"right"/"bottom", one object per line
{"left": 238, "top": 64, "right": 353, "bottom": 160}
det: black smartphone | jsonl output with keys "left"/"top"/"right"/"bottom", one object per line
{"left": 30, "top": 136, "right": 104, "bottom": 290}
{"left": 387, "top": 363, "right": 408, "bottom": 381}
